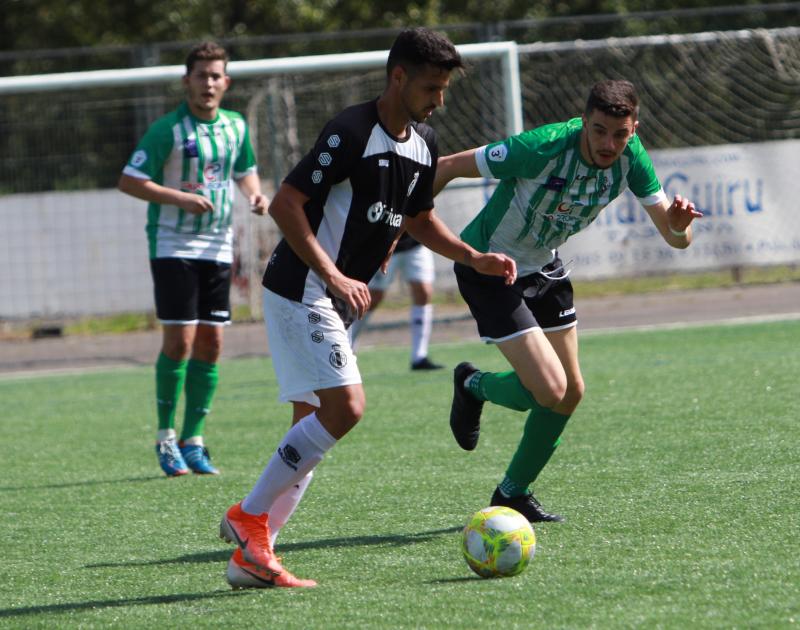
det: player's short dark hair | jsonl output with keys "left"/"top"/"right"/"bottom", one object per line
{"left": 185, "top": 41, "right": 229, "bottom": 75}
{"left": 585, "top": 80, "right": 639, "bottom": 119}
{"left": 386, "top": 27, "right": 463, "bottom": 78}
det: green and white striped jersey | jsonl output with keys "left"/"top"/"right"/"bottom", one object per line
{"left": 123, "top": 101, "right": 257, "bottom": 263}
{"left": 464, "top": 117, "right": 666, "bottom": 275}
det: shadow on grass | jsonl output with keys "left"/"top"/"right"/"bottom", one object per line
{"left": 427, "top": 576, "right": 488, "bottom": 584}
{"left": 87, "top": 525, "right": 463, "bottom": 569}
{"left": 0, "top": 589, "right": 249, "bottom": 619}
{"left": 0, "top": 475, "right": 163, "bottom": 492}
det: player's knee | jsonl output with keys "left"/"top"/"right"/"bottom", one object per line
{"left": 530, "top": 375, "right": 568, "bottom": 409}
{"left": 336, "top": 390, "right": 366, "bottom": 432}
{"left": 162, "top": 338, "right": 191, "bottom": 360}
{"left": 196, "top": 339, "right": 222, "bottom": 363}
{"left": 559, "top": 378, "right": 585, "bottom": 414}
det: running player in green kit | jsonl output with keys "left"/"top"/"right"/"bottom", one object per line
{"left": 118, "top": 41, "right": 268, "bottom": 477}
{"left": 435, "top": 79, "right": 702, "bottom": 521}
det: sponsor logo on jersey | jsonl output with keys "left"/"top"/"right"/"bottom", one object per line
{"left": 487, "top": 144, "right": 508, "bottom": 162}
{"left": 407, "top": 170, "right": 420, "bottom": 197}
{"left": 544, "top": 176, "right": 567, "bottom": 192}
{"left": 556, "top": 201, "right": 574, "bottom": 213}
{"left": 543, "top": 211, "right": 582, "bottom": 227}
{"left": 278, "top": 444, "right": 302, "bottom": 470}
{"left": 308, "top": 311, "right": 321, "bottom": 324}
{"left": 131, "top": 150, "right": 147, "bottom": 167}
{"left": 181, "top": 181, "right": 204, "bottom": 192}
{"left": 329, "top": 344, "right": 348, "bottom": 368}
{"left": 311, "top": 330, "right": 324, "bottom": 343}
{"left": 367, "top": 201, "right": 385, "bottom": 223}
{"left": 379, "top": 159, "right": 389, "bottom": 168}
{"left": 559, "top": 307, "right": 576, "bottom": 318}
{"left": 327, "top": 134, "right": 341, "bottom": 148}
{"left": 318, "top": 152, "right": 332, "bottom": 166}
{"left": 366, "top": 201, "right": 402, "bottom": 227}
{"left": 204, "top": 162, "right": 223, "bottom": 182}
{"left": 311, "top": 170, "right": 323, "bottom": 184}
{"left": 183, "top": 139, "right": 199, "bottom": 158}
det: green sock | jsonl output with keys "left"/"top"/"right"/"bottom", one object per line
{"left": 180, "top": 359, "right": 219, "bottom": 441}
{"left": 475, "top": 370, "right": 537, "bottom": 412}
{"left": 155, "top": 353, "right": 188, "bottom": 431}
{"left": 505, "top": 404, "right": 571, "bottom": 490}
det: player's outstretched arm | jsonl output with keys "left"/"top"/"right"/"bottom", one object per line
{"left": 644, "top": 194, "right": 703, "bottom": 249}
{"left": 118, "top": 174, "right": 214, "bottom": 215}
{"left": 405, "top": 210, "right": 516, "bottom": 285}
{"left": 236, "top": 172, "right": 269, "bottom": 215}
{"left": 268, "top": 183, "right": 371, "bottom": 317}
{"left": 433, "top": 148, "right": 481, "bottom": 196}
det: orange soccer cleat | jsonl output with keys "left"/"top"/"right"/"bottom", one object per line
{"left": 226, "top": 548, "right": 317, "bottom": 589}
{"left": 219, "top": 502, "right": 283, "bottom": 576}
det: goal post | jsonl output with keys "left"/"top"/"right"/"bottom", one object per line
{"left": 0, "top": 42, "right": 523, "bottom": 138}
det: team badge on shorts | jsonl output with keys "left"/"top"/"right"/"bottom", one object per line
{"left": 329, "top": 344, "right": 348, "bottom": 368}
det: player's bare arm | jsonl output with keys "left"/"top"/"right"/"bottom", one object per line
{"left": 644, "top": 194, "right": 703, "bottom": 249}
{"left": 379, "top": 226, "right": 406, "bottom": 274}
{"left": 433, "top": 148, "right": 481, "bottom": 196}
{"left": 405, "top": 209, "right": 517, "bottom": 285}
{"left": 118, "top": 174, "right": 214, "bottom": 215}
{"left": 236, "top": 172, "right": 269, "bottom": 215}
{"left": 268, "top": 182, "right": 371, "bottom": 316}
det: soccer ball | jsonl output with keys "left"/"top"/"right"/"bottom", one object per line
{"left": 461, "top": 506, "right": 536, "bottom": 578}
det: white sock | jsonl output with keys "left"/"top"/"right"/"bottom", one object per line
{"left": 156, "top": 428, "right": 176, "bottom": 443}
{"left": 268, "top": 471, "right": 314, "bottom": 547}
{"left": 410, "top": 304, "right": 433, "bottom": 362}
{"left": 241, "top": 412, "right": 336, "bottom": 515}
{"left": 183, "top": 435, "right": 203, "bottom": 446}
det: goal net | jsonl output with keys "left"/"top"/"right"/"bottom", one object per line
{"left": 516, "top": 27, "right": 800, "bottom": 147}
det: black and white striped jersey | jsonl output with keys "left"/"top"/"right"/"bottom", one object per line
{"left": 262, "top": 99, "right": 437, "bottom": 320}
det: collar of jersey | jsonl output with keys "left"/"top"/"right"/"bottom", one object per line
{"left": 180, "top": 101, "right": 221, "bottom": 126}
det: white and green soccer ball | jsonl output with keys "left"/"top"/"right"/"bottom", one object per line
{"left": 461, "top": 506, "right": 536, "bottom": 578}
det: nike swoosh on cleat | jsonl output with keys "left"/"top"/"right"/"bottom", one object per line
{"left": 224, "top": 520, "right": 249, "bottom": 549}
{"left": 241, "top": 567, "right": 276, "bottom": 586}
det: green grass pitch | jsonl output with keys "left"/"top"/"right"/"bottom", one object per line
{"left": 1, "top": 320, "right": 798, "bottom": 628}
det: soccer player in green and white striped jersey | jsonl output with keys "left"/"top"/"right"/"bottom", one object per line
{"left": 435, "top": 80, "right": 702, "bottom": 522}
{"left": 119, "top": 41, "right": 268, "bottom": 477}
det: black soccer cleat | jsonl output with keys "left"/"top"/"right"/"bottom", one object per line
{"left": 449, "top": 362, "right": 484, "bottom": 451}
{"left": 411, "top": 357, "right": 444, "bottom": 371}
{"left": 490, "top": 487, "right": 565, "bottom": 523}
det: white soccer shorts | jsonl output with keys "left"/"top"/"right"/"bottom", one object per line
{"left": 369, "top": 245, "right": 435, "bottom": 291}
{"left": 263, "top": 288, "right": 361, "bottom": 406}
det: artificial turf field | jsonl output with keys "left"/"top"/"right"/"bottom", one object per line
{"left": 1, "top": 319, "right": 798, "bottom": 629}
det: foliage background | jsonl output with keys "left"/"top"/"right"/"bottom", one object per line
{"left": 1, "top": 0, "right": 797, "bottom": 74}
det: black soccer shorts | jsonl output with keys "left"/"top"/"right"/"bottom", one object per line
{"left": 150, "top": 257, "right": 232, "bottom": 324}
{"left": 455, "top": 256, "right": 576, "bottom": 342}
